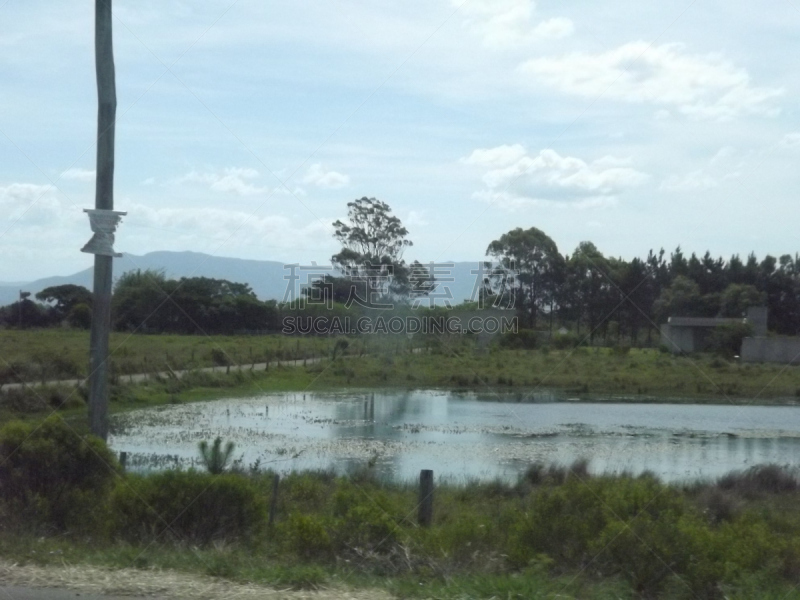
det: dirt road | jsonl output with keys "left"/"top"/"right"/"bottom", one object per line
{"left": 0, "top": 356, "right": 324, "bottom": 394}
{"left": 0, "top": 560, "right": 392, "bottom": 600}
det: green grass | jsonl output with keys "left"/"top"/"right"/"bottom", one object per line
{"left": 0, "top": 329, "right": 357, "bottom": 383}
{"left": 4, "top": 331, "right": 800, "bottom": 427}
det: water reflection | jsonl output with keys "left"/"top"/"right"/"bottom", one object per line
{"left": 109, "top": 390, "right": 800, "bottom": 484}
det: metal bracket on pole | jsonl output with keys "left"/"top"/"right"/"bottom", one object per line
{"left": 81, "top": 209, "right": 126, "bottom": 257}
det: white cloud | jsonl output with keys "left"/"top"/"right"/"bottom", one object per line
{"left": 461, "top": 144, "right": 527, "bottom": 168}
{"left": 406, "top": 210, "right": 429, "bottom": 227}
{"left": 475, "top": 189, "right": 619, "bottom": 211}
{"left": 125, "top": 202, "right": 331, "bottom": 250}
{"left": 302, "top": 163, "right": 350, "bottom": 189}
{"left": 173, "top": 167, "right": 268, "bottom": 196}
{"left": 780, "top": 132, "right": 800, "bottom": 148}
{"left": 532, "top": 17, "right": 574, "bottom": 39}
{"left": 0, "top": 183, "right": 55, "bottom": 206}
{"left": 660, "top": 170, "right": 719, "bottom": 192}
{"left": 453, "top": 0, "right": 573, "bottom": 48}
{"left": 710, "top": 146, "right": 736, "bottom": 166}
{"left": 464, "top": 145, "right": 647, "bottom": 211}
{"left": 521, "top": 42, "right": 783, "bottom": 120}
{"left": 660, "top": 146, "right": 741, "bottom": 191}
{"left": 60, "top": 168, "right": 96, "bottom": 182}
{"left": 0, "top": 182, "right": 78, "bottom": 226}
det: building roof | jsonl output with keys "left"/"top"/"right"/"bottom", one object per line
{"left": 667, "top": 317, "right": 744, "bottom": 328}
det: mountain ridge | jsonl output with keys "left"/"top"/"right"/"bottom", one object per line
{"left": 0, "top": 251, "right": 485, "bottom": 308}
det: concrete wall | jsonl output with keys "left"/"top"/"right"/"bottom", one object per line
{"left": 741, "top": 336, "right": 800, "bottom": 364}
{"left": 660, "top": 324, "right": 696, "bottom": 353}
{"left": 746, "top": 306, "right": 769, "bottom": 337}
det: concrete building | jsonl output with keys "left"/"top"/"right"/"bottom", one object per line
{"left": 741, "top": 336, "right": 800, "bottom": 365}
{"left": 660, "top": 306, "right": 768, "bottom": 354}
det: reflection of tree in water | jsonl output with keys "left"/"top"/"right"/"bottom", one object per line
{"left": 331, "top": 392, "right": 417, "bottom": 442}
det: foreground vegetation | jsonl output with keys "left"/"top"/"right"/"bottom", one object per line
{"left": 4, "top": 417, "right": 800, "bottom": 599}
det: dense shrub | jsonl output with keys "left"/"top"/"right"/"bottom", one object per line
{"left": 329, "top": 483, "right": 402, "bottom": 552}
{"left": 0, "top": 387, "right": 49, "bottom": 413}
{"left": 282, "top": 512, "right": 333, "bottom": 559}
{"left": 498, "top": 329, "right": 539, "bottom": 350}
{"left": 0, "top": 417, "right": 118, "bottom": 533}
{"left": 67, "top": 303, "right": 92, "bottom": 329}
{"left": 717, "top": 464, "right": 799, "bottom": 496}
{"left": 210, "top": 348, "right": 230, "bottom": 366}
{"left": 551, "top": 332, "right": 580, "bottom": 349}
{"left": 521, "top": 459, "right": 589, "bottom": 487}
{"left": 708, "top": 322, "right": 753, "bottom": 358}
{"left": 111, "top": 470, "right": 267, "bottom": 545}
{"left": 510, "top": 479, "right": 606, "bottom": 566}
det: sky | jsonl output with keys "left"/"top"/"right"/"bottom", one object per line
{"left": 0, "top": 0, "right": 798, "bottom": 282}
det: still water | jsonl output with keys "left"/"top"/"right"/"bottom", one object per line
{"left": 109, "top": 390, "right": 800, "bottom": 484}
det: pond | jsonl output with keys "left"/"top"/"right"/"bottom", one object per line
{"left": 109, "top": 390, "right": 800, "bottom": 484}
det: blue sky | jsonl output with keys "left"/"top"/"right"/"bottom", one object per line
{"left": 1, "top": 0, "right": 798, "bottom": 281}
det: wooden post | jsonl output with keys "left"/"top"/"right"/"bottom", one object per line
{"left": 268, "top": 473, "right": 280, "bottom": 527}
{"left": 418, "top": 469, "right": 434, "bottom": 527}
{"left": 87, "top": 0, "right": 117, "bottom": 441}
{"left": 119, "top": 451, "right": 127, "bottom": 472}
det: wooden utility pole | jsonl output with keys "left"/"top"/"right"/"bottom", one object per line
{"left": 86, "top": 0, "right": 118, "bottom": 441}
{"left": 418, "top": 469, "right": 434, "bottom": 527}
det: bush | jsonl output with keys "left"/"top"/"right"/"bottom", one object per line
{"left": 210, "top": 348, "right": 230, "bottom": 366}
{"left": 68, "top": 303, "right": 92, "bottom": 329}
{"left": 708, "top": 322, "right": 753, "bottom": 358}
{"left": 111, "top": 470, "right": 267, "bottom": 545}
{"left": 282, "top": 512, "right": 333, "bottom": 559}
{"left": 521, "top": 459, "right": 590, "bottom": 487}
{"left": 329, "top": 484, "right": 401, "bottom": 552}
{"left": 0, "top": 387, "right": 49, "bottom": 413}
{"left": 498, "top": 329, "right": 539, "bottom": 350}
{"left": 595, "top": 511, "right": 700, "bottom": 596}
{"left": 509, "top": 479, "right": 606, "bottom": 566}
{"left": 717, "top": 465, "right": 799, "bottom": 496}
{"left": 0, "top": 417, "right": 118, "bottom": 533}
{"left": 551, "top": 332, "right": 580, "bottom": 349}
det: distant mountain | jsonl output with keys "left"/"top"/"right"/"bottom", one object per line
{"left": 0, "top": 251, "right": 486, "bottom": 308}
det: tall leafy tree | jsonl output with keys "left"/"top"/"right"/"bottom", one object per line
{"left": 35, "top": 285, "right": 92, "bottom": 320}
{"left": 331, "top": 197, "right": 413, "bottom": 302}
{"left": 566, "top": 242, "right": 612, "bottom": 342}
{"left": 486, "top": 227, "right": 560, "bottom": 327}
{"left": 720, "top": 284, "right": 766, "bottom": 317}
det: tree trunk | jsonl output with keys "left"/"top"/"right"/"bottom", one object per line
{"left": 88, "top": 0, "right": 117, "bottom": 441}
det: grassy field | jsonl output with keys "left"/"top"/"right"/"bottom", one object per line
{"left": 4, "top": 330, "right": 800, "bottom": 425}
{"left": 119, "top": 341, "right": 800, "bottom": 402}
{"left": 0, "top": 329, "right": 376, "bottom": 384}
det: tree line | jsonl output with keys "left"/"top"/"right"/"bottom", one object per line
{"left": 2, "top": 197, "right": 799, "bottom": 342}
{"left": 483, "top": 228, "right": 799, "bottom": 344}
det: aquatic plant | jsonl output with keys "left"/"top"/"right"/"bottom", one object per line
{"left": 198, "top": 436, "right": 235, "bottom": 474}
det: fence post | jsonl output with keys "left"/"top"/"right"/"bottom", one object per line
{"left": 418, "top": 469, "right": 434, "bottom": 527}
{"left": 119, "top": 451, "right": 127, "bottom": 472}
{"left": 268, "top": 473, "right": 280, "bottom": 527}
